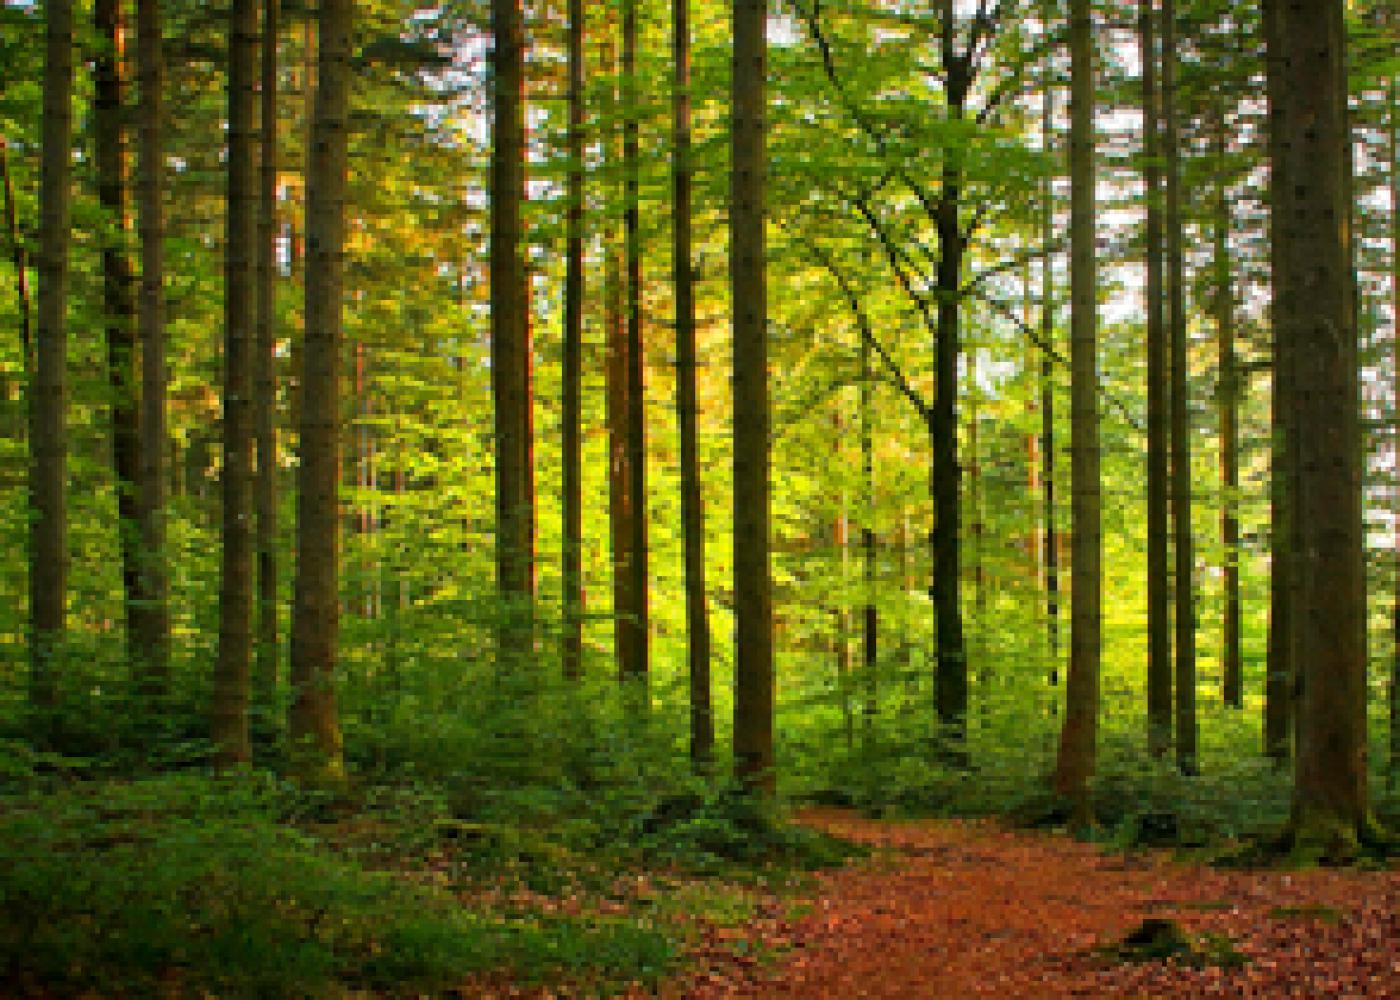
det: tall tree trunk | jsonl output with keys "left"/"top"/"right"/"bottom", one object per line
{"left": 31, "top": 0, "right": 74, "bottom": 727}
{"left": 861, "top": 331, "right": 877, "bottom": 740}
{"left": 673, "top": 0, "right": 712, "bottom": 764}
{"left": 561, "top": 0, "right": 584, "bottom": 682}
{"left": 289, "top": 0, "right": 350, "bottom": 779}
{"left": 1390, "top": 73, "right": 1399, "bottom": 789}
{"left": 254, "top": 0, "right": 280, "bottom": 742}
{"left": 1052, "top": 0, "right": 1099, "bottom": 819}
{"left": 1142, "top": 0, "right": 1171, "bottom": 755}
{"left": 836, "top": 492, "right": 854, "bottom": 751}
{"left": 621, "top": 0, "right": 648, "bottom": 689}
{"left": 1263, "top": 0, "right": 1294, "bottom": 764}
{"left": 134, "top": 0, "right": 169, "bottom": 697}
{"left": 605, "top": 26, "right": 632, "bottom": 684}
{"left": 490, "top": 0, "right": 533, "bottom": 660}
{"left": 1215, "top": 110, "right": 1242, "bottom": 711}
{"left": 1041, "top": 65, "right": 1059, "bottom": 681}
{"left": 732, "top": 0, "right": 773, "bottom": 793}
{"left": 0, "top": 137, "right": 32, "bottom": 381}
{"left": 932, "top": 10, "right": 968, "bottom": 752}
{"left": 214, "top": 0, "right": 259, "bottom": 767}
{"left": 1275, "top": 0, "right": 1371, "bottom": 852}
{"left": 1162, "top": 0, "right": 1196, "bottom": 776}
{"left": 94, "top": 0, "right": 142, "bottom": 682}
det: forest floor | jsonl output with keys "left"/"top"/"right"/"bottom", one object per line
{"left": 621, "top": 810, "right": 1400, "bottom": 1000}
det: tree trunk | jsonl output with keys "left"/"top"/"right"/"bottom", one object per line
{"left": 732, "top": 0, "right": 773, "bottom": 793}
{"left": 490, "top": 0, "right": 533, "bottom": 661}
{"left": 861, "top": 332, "right": 878, "bottom": 740}
{"left": 93, "top": 0, "right": 142, "bottom": 676}
{"left": 214, "top": 0, "right": 259, "bottom": 768}
{"left": 1041, "top": 70, "right": 1059, "bottom": 681}
{"left": 561, "top": 0, "right": 584, "bottom": 682}
{"left": 0, "top": 137, "right": 32, "bottom": 381}
{"left": 673, "top": 0, "right": 712, "bottom": 764}
{"left": 1215, "top": 109, "right": 1242, "bottom": 711}
{"left": 289, "top": 0, "right": 350, "bottom": 780}
{"left": 254, "top": 0, "right": 280, "bottom": 742}
{"left": 1142, "top": 0, "right": 1171, "bottom": 756}
{"left": 1275, "top": 0, "right": 1371, "bottom": 853}
{"left": 134, "top": 0, "right": 169, "bottom": 697}
{"left": 621, "top": 0, "right": 648, "bottom": 690}
{"left": 31, "top": 0, "right": 74, "bottom": 726}
{"left": 605, "top": 25, "right": 632, "bottom": 684}
{"left": 1052, "top": 0, "right": 1099, "bottom": 820}
{"left": 1390, "top": 73, "right": 1399, "bottom": 790}
{"left": 1263, "top": 0, "right": 1294, "bottom": 764}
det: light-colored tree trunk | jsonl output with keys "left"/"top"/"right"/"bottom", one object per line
{"left": 289, "top": 0, "right": 351, "bottom": 780}
{"left": 673, "top": 0, "right": 712, "bottom": 764}
{"left": 732, "top": 0, "right": 773, "bottom": 793}
{"left": 1052, "top": 0, "right": 1099, "bottom": 821}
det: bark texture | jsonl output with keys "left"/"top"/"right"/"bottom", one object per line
{"left": 561, "top": 0, "right": 584, "bottom": 682}
{"left": 1215, "top": 111, "right": 1242, "bottom": 711}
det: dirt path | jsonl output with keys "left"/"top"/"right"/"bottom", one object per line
{"left": 675, "top": 810, "right": 1400, "bottom": 999}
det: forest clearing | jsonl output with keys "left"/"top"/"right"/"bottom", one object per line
{"left": 2, "top": 0, "right": 1400, "bottom": 995}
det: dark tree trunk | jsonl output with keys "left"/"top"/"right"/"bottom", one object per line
{"left": 673, "top": 0, "right": 712, "bottom": 764}
{"left": 134, "top": 0, "right": 169, "bottom": 697}
{"left": 0, "top": 137, "right": 31, "bottom": 380}
{"left": 31, "top": 0, "right": 74, "bottom": 726}
{"left": 732, "top": 0, "right": 773, "bottom": 793}
{"left": 254, "top": 0, "right": 280, "bottom": 742}
{"left": 214, "top": 0, "right": 259, "bottom": 767}
{"left": 861, "top": 332, "right": 878, "bottom": 739}
{"left": 289, "top": 0, "right": 350, "bottom": 780}
{"left": 1274, "top": 0, "right": 1371, "bottom": 852}
{"left": 561, "top": 0, "right": 584, "bottom": 682}
{"left": 1052, "top": 0, "right": 1099, "bottom": 819}
{"left": 1041, "top": 68, "right": 1059, "bottom": 680}
{"left": 1142, "top": 0, "right": 1171, "bottom": 756}
{"left": 1215, "top": 110, "right": 1242, "bottom": 711}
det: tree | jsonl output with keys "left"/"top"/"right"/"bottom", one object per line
{"left": 214, "top": 0, "right": 259, "bottom": 767}
{"left": 254, "top": 0, "right": 280, "bottom": 740}
{"left": 561, "top": 0, "right": 584, "bottom": 682}
{"left": 93, "top": 0, "right": 142, "bottom": 667}
{"left": 490, "top": 0, "right": 533, "bottom": 661}
{"left": 673, "top": 0, "right": 712, "bottom": 763}
{"left": 290, "top": 0, "right": 351, "bottom": 778}
{"left": 31, "top": 0, "right": 74, "bottom": 729}
{"left": 1214, "top": 104, "right": 1242, "bottom": 711}
{"left": 1052, "top": 0, "right": 1099, "bottom": 818}
{"left": 1162, "top": 0, "right": 1196, "bottom": 776}
{"left": 1141, "top": 0, "right": 1171, "bottom": 757}
{"left": 732, "top": 0, "right": 773, "bottom": 793}
{"left": 1273, "top": 0, "right": 1374, "bottom": 853}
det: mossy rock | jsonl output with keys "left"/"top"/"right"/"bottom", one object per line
{"left": 1101, "top": 919, "right": 1247, "bottom": 969}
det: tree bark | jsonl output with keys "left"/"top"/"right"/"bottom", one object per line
{"left": 490, "top": 0, "right": 533, "bottom": 662}
{"left": 561, "top": 0, "right": 584, "bottom": 682}
{"left": 0, "top": 137, "right": 32, "bottom": 381}
{"left": 134, "top": 0, "right": 169, "bottom": 697}
{"left": 254, "top": 0, "right": 280, "bottom": 742}
{"left": 214, "top": 0, "right": 259, "bottom": 767}
{"left": 1215, "top": 109, "right": 1242, "bottom": 711}
{"left": 619, "top": 0, "right": 648, "bottom": 691}
{"left": 1390, "top": 73, "right": 1399, "bottom": 790}
{"left": 1275, "top": 0, "right": 1370, "bottom": 853}
{"left": 673, "top": 0, "right": 712, "bottom": 764}
{"left": 1142, "top": 0, "right": 1171, "bottom": 756}
{"left": 861, "top": 331, "right": 878, "bottom": 740}
{"left": 1052, "top": 0, "right": 1099, "bottom": 820}
{"left": 1041, "top": 61, "right": 1059, "bottom": 681}
{"left": 289, "top": 0, "right": 350, "bottom": 779}
{"left": 732, "top": 0, "right": 773, "bottom": 793}
{"left": 31, "top": 0, "right": 74, "bottom": 725}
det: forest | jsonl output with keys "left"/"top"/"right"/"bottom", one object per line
{"left": 1, "top": 0, "right": 1398, "bottom": 995}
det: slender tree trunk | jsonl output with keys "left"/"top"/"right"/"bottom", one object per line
{"left": 621, "top": 0, "right": 648, "bottom": 689}
{"left": 1142, "top": 0, "right": 1171, "bottom": 755}
{"left": 214, "top": 0, "right": 259, "bottom": 767}
{"left": 836, "top": 496, "right": 854, "bottom": 751}
{"left": 1275, "top": 0, "right": 1371, "bottom": 852}
{"left": 605, "top": 26, "right": 632, "bottom": 683}
{"left": 1162, "top": 0, "right": 1196, "bottom": 776}
{"left": 561, "top": 0, "right": 584, "bottom": 682}
{"left": 134, "top": 0, "right": 169, "bottom": 696}
{"left": 1215, "top": 110, "right": 1242, "bottom": 710}
{"left": 94, "top": 0, "right": 142, "bottom": 681}
{"left": 1041, "top": 74, "right": 1059, "bottom": 681}
{"left": 673, "top": 0, "right": 712, "bottom": 764}
{"left": 1052, "top": 0, "right": 1099, "bottom": 819}
{"left": 254, "top": 0, "right": 280, "bottom": 741}
{"left": 1390, "top": 74, "right": 1399, "bottom": 789}
{"left": 861, "top": 332, "right": 877, "bottom": 740}
{"left": 490, "top": 0, "right": 533, "bottom": 661}
{"left": 1264, "top": 0, "right": 1294, "bottom": 764}
{"left": 732, "top": 0, "right": 773, "bottom": 793}
{"left": 289, "top": 0, "right": 350, "bottom": 779}
{"left": 31, "top": 0, "right": 74, "bottom": 725}
{"left": 0, "top": 137, "right": 32, "bottom": 381}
